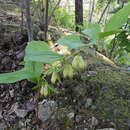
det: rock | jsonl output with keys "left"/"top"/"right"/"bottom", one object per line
{"left": 38, "top": 100, "right": 57, "bottom": 122}
{"left": 1, "top": 56, "right": 11, "bottom": 64}
{"left": 9, "top": 88, "right": 14, "bottom": 98}
{"left": 126, "top": 119, "right": 130, "bottom": 127}
{"left": 85, "top": 98, "right": 93, "bottom": 108}
{"left": 75, "top": 115, "right": 82, "bottom": 123}
{"left": 16, "top": 50, "right": 25, "bottom": 60}
{"left": 0, "top": 121, "right": 7, "bottom": 130}
{"left": 8, "top": 103, "right": 28, "bottom": 118}
{"left": 67, "top": 112, "right": 75, "bottom": 119}
{"left": 15, "top": 109, "right": 28, "bottom": 118}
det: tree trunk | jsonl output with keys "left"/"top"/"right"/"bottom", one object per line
{"left": 24, "top": 0, "right": 33, "bottom": 41}
{"left": 75, "top": 0, "right": 83, "bottom": 32}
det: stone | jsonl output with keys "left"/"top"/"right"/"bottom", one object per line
{"left": 75, "top": 115, "right": 82, "bottom": 123}
{"left": 8, "top": 103, "right": 28, "bottom": 118}
{"left": 126, "top": 119, "right": 130, "bottom": 127}
{"left": 85, "top": 98, "right": 93, "bottom": 108}
{"left": 15, "top": 109, "right": 28, "bottom": 118}
{"left": 0, "top": 121, "right": 7, "bottom": 130}
{"left": 38, "top": 100, "right": 57, "bottom": 122}
{"left": 67, "top": 112, "right": 75, "bottom": 119}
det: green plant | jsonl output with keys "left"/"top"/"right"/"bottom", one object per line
{"left": 0, "top": 3, "right": 130, "bottom": 86}
{"left": 0, "top": 39, "right": 86, "bottom": 96}
{"left": 52, "top": 8, "right": 75, "bottom": 30}
{"left": 82, "top": 3, "right": 130, "bottom": 66}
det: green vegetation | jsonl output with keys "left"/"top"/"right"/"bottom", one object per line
{"left": 0, "top": 0, "right": 130, "bottom": 129}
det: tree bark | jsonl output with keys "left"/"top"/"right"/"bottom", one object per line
{"left": 24, "top": 0, "right": 33, "bottom": 41}
{"left": 75, "top": 0, "right": 83, "bottom": 32}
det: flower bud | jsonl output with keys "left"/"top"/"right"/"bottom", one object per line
{"left": 51, "top": 72, "right": 60, "bottom": 84}
{"left": 72, "top": 55, "right": 79, "bottom": 70}
{"left": 63, "top": 64, "right": 73, "bottom": 79}
{"left": 51, "top": 72, "right": 57, "bottom": 84}
{"left": 63, "top": 64, "right": 68, "bottom": 78}
{"left": 40, "top": 84, "right": 48, "bottom": 97}
{"left": 78, "top": 56, "right": 85, "bottom": 71}
{"left": 72, "top": 55, "right": 85, "bottom": 72}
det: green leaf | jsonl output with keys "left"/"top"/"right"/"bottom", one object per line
{"left": 125, "top": 43, "right": 130, "bottom": 52}
{"left": 25, "top": 41, "right": 63, "bottom": 63}
{"left": 24, "top": 61, "right": 43, "bottom": 83}
{"left": 27, "top": 41, "right": 50, "bottom": 51}
{"left": 25, "top": 61, "right": 43, "bottom": 75}
{"left": 82, "top": 24, "right": 101, "bottom": 41}
{"left": 57, "top": 34, "right": 86, "bottom": 50}
{"left": 0, "top": 69, "right": 34, "bottom": 84}
{"left": 24, "top": 51, "right": 63, "bottom": 63}
{"left": 99, "top": 30, "right": 122, "bottom": 39}
{"left": 104, "top": 4, "right": 130, "bottom": 32}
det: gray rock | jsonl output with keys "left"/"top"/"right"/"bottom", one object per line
{"left": 85, "top": 98, "right": 93, "bottom": 108}
{"left": 15, "top": 109, "right": 28, "bottom": 118}
{"left": 75, "top": 115, "right": 82, "bottom": 123}
{"left": 67, "top": 112, "right": 75, "bottom": 119}
{"left": 0, "top": 122, "right": 7, "bottom": 130}
{"left": 38, "top": 100, "right": 57, "bottom": 122}
{"left": 8, "top": 103, "right": 28, "bottom": 118}
{"left": 126, "top": 119, "right": 130, "bottom": 127}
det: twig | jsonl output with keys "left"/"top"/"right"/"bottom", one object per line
{"left": 36, "top": 87, "right": 40, "bottom": 125}
{"left": 20, "top": 2, "right": 24, "bottom": 34}
{"left": 109, "top": 35, "right": 117, "bottom": 59}
{"left": 89, "top": 0, "right": 95, "bottom": 23}
{"left": 98, "top": 0, "right": 111, "bottom": 24}
{"left": 44, "top": 0, "right": 49, "bottom": 41}
{"left": 48, "top": 0, "right": 61, "bottom": 25}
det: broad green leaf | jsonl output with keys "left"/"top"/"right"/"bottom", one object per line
{"left": 104, "top": 4, "right": 130, "bottom": 32}
{"left": 27, "top": 41, "right": 50, "bottom": 52}
{"left": 24, "top": 61, "right": 43, "bottom": 83}
{"left": 57, "top": 34, "right": 86, "bottom": 50}
{"left": 0, "top": 69, "right": 34, "bottom": 84}
{"left": 25, "top": 61, "right": 43, "bottom": 75}
{"left": 82, "top": 24, "right": 101, "bottom": 41}
{"left": 25, "top": 41, "right": 63, "bottom": 63}
{"left": 99, "top": 30, "right": 122, "bottom": 39}
{"left": 24, "top": 51, "right": 63, "bottom": 63}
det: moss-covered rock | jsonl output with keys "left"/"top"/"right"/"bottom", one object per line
{"left": 56, "top": 47, "right": 130, "bottom": 129}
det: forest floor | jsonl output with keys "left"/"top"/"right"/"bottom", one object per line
{"left": 0, "top": 19, "right": 130, "bottom": 129}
